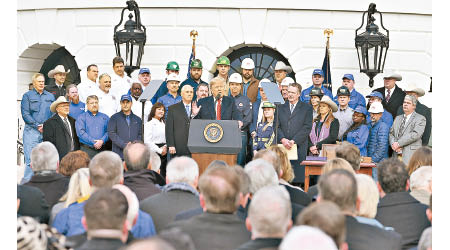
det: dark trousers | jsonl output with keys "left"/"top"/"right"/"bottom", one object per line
{"left": 156, "top": 143, "right": 168, "bottom": 177}
{"left": 80, "top": 144, "right": 102, "bottom": 159}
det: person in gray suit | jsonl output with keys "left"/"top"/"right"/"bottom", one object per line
{"left": 389, "top": 95, "right": 426, "bottom": 165}
{"left": 139, "top": 156, "right": 200, "bottom": 233}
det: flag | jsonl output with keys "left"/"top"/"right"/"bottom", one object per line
{"left": 187, "top": 47, "right": 195, "bottom": 79}
{"left": 322, "top": 46, "right": 332, "bottom": 92}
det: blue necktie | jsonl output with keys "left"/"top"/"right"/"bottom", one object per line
{"left": 185, "top": 105, "right": 190, "bottom": 117}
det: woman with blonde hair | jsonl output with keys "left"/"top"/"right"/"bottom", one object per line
{"left": 49, "top": 168, "right": 91, "bottom": 225}
{"left": 268, "top": 145, "right": 297, "bottom": 187}
{"left": 406, "top": 146, "right": 432, "bottom": 176}
{"left": 308, "top": 96, "right": 340, "bottom": 156}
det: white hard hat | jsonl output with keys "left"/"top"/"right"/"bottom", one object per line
{"left": 281, "top": 77, "right": 295, "bottom": 86}
{"left": 229, "top": 73, "right": 243, "bottom": 83}
{"left": 258, "top": 78, "right": 271, "bottom": 88}
{"left": 166, "top": 73, "right": 180, "bottom": 82}
{"left": 368, "top": 101, "right": 384, "bottom": 113}
{"left": 241, "top": 58, "right": 255, "bottom": 70}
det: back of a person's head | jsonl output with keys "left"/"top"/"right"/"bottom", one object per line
{"left": 125, "top": 237, "right": 176, "bottom": 250}
{"left": 318, "top": 169, "right": 357, "bottom": 213}
{"left": 418, "top": 227, "right": 432, "bottom": 250}
{"left": 253, "top": 149, "right": 281, "bottom": 177}
{"left": 158, "top": 227, "right": 196, "bottom": 250}
{"left": 407, "top": 146, "right": 432, "bottom": 176}
{"left": 410, "top": 166, "right": 432, "bottom": 192}
{"left": 244, "top": 159, "right": 278, "bottom": 194}
{"left": 198, "top": 166, "right": 241, "bottom": 213}
{"left": 279, "top": 226, "right": 338, "bottom": 250}
{"left": 249, "top": 185, "right": 292, "bottom": 237}
{"left": 207, "top": 160, "right": 228, "bottom": 169}
{"left": 377, "top": 158, "right": 408, "bottom": 193}
{"left": 30, "top": 141, "right": 59, "bottom": 172}
{"left": 83, "top": 188, "right": 128, "bottom": 231}
{"left": 322, "top": 158, "right": 355, "bottom": 175}
{"left": 166, "top": 156, "right": 199, "bottom": 185}
{"left": 268, "top": 145, "right": 295, "bottom": 182}
{"left": 355, "top": 174, "right": 379, "bottom": 218}
{"left": 335, "top": 142, "right": 361, "bottom": 171}
{"left": 232, "top": 165, "right": 251, "bottom": 196}
{"left": 17, "top": 216, "right": 47, "bottom": 250}
{"left": 123, "top": 142, "right": 150, "bottom": 171}
{"left": 89, "top": 151, "right": 123, "bottom": 189}
{"left": 113, "top": 184, "right": 139, "bottom": 229}
{"left": 296, "top": 201, "right": 346, "bottom": 248}
{"left": 65, "top": 168, "right": 91, "bottom": 207}
{"left": 59, "top": 150, "right": 90, "bottom": 176}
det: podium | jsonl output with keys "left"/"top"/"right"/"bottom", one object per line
{"left": 188, "top": 119, "right": 242, "bottom": 175}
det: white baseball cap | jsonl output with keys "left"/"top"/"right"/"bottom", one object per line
{"left": 368, "top": 101, "right": 384, "bottom": 113}
{"left": 166, "top": 73, "right": 180, "bottom": 82}
{"left": 281, "top": 77, "right": 295, "bottom": 86}
{"left": 241, "top": 58, "right": 255, "bottom": 70}
{"left": 229, "top": 73, "right": 243, "bottom": 83}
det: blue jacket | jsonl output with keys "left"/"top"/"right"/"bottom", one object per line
{"left": 52, "top": 200, "right": 156, "bottom": 238}
{"left": 367, "top": 120, "right": 390, "bottom": 163}
{"left": 345, "top": 124, "right": 369, "bottom": 156}
{"left": 151, "top": 80, "right": 168, "bottom": 104}
{"left": 333, "top": 89, "right": 366, "bottom": 110}
{"left": 75, "top": 111, "right": 109, "bottom": 146}
{"left": 107, "top": 111, "right": 142, "bottom": 158}
{"left": 21, "top": 89, "right": 55, "bottom": 129}
{"left": 300, "top": 85, "right": 333, "bottom": 103}
{"left": 367, "top": 111, "right": 393, "bottom": 129}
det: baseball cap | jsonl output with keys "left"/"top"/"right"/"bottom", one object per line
{"left": 139, "top": 68, "right": 150, "bottom": 74}
{"left": 120, "top": 94, "right": 132, "bottom": 102}
{"left": 366, "top": 91, "right": 383, "bottom": 100}
{"left": 342, "top": 74, "right": 354, "bottom": 81}
{"left": 354, "top": 106, "right": 368, "bottom": 115}
{"left": 312, "top": 69, "right": 324, "bottom": 77}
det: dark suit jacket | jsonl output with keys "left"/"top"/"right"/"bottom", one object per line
{"left": 195, "top": 96, "right": 242, "bottom": 121}
{"left": 345, "top": 215, "right": 402, "bottom": 250}
{"left": 396, "top": 101, "right": 432, "bottom": 146}
{"left": 374, "top": 85, "right": 406, "bottom": 118}
{"left": 236, "top": 238, "right": 282, "bottom": 250}
{"left": 375, "top": 192, "right": 431, "bottom": 250}
{"left": 17, "top": 184, "right": 50, "bottom": 224}
{"left": 43, "top": 114, "right": 80, "bottom": 160}
{"left": 45, "top": 83, "right": 66, "bottom": 99}
{"left": 277, "top": 101, "right": 313, "bottom": 183}
{"left": 166, "top": 212, "right": 251, "bottom": 250}
{"left": 23, "top": 172, "right": 69, "bottom": 209}
{"left": 282, "top": 184, "right": 311, "bottom": 207}
{"left": 75, "top": 237, "right": 125, "bottom": 250}
{"left": 166, "top": 101, "right": 193, "bottom": 156}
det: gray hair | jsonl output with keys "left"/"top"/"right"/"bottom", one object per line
{"left": 149, "top": 150, "right": 161, "bottom": 172}
{"left": 249, "top": 186, "right": 292, "bottom": 236}
{"left": 166, "top": 157, "right": 199, "bottom": 184}
{"left": 181, "top": 84, "right": 193, "bottom": 93}
{"left": 123, "top": 142, "right": 150, "bottom": 171}
{"left": 355, "top": 174, "right": 379, "bottom": 218}
{"left": 410, "top": 166, "right": 432, "bottom": 191}
{"left": 86, "top": 95, "right": 99, "bottom": 104}
{"left": 89, "top": 151, "right": 123, "bottom": 189}
{"left": 244, "top": 159, "right": 278, "bottom": 194}
{"left": 404, "top": 94, "right": 418, "bottom": 106}
{"left": 30, "top": 142, "right": 59, "bottom": 172}
{"left": 418, "top": 227, "right": 432, "bottom": 250}
{"left": 99, "top": 73, "right": 111, "bottom": 82}
{"left": 280, "top": 226, "right": 338, "bottom": 250}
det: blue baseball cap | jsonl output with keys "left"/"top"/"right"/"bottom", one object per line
{"left": 365, "top": 91, "right": 383, "bottom": 100}
{"left": 139, "top": 68, "right": 150, "bottom": 74}
{"left": 342, "top": 74, "right": 354, "bottom": 81}
{"left": 354, "top": 106, "right": 368, "bottom": 116}
{"left": 120, "top": 94, "right": 132, "bottom": 102}
{"left": 312, "top": 69, "right": 324, "bottom": 77}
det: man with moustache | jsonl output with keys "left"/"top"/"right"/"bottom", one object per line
{"left": 78, "top": 64, "right": 99, "bottom": 103}
{"left": 240, "top": 58, "right": 260, "bottom": 103}
{"left": 46, "top": 65, "right": 70, "bottom": 99}
{"left": 66, "top": 84, "right": 85, "bottom": 120}
{"left": 180, "top": 59, "right": 208, "bottom": 101}
{"left": 96, "top": 73, "right": 119, "bottom": 117}
{"left": 196, "top": 83, "right": 210, "bottom": 102}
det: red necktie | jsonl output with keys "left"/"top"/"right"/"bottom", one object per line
{"left": 386, "top": 89, "right": 391, "bottom": 103}
{"left": 217, "top": 98, "right": 222, "bottom": 120}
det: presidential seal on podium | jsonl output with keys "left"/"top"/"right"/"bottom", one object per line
{"left": 203, "top": 123, "right": 224, "bottom": 143}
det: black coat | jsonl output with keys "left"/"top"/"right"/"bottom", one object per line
{"left": 236, "top": 238, "right": 282, "bottom": 250}
{"left": 17, "top": 184, "right": 50, "bottom": 224}
{"left": 166, "top": 101, "right": 193, "bottom": 157}
{"left": 282, "top": 184, "right": 311, "bottom": 207}
{"left": 166, "top": 212, "right": 251, "bottom": 250}
{"left": 75, "top": 238, "right": 125, "bottom": 250}
{"left": 396, "top": 101, "right": 432, "bottom": 146}
{"left": 345, "top": 215, "right": 402, "bottom": 250}
{"left": 374, "top": 85, "right": 406, "bottom": 118}
{"left": 195, "top": 96, "right": 243, "bottom": 121}
{"left": 23, "top": 172, "right": 69, "bottom": 209}
{"left": 375, "top": 192, "right": 431, "bottom": 250}
{"left": 45, "top": 83, "right": 66, "bottom": 99}
{"left": 123, "top": 169, "right": 163, "bottom": 201}
{"left": 43, "top": 114, "right": 80, "bottom": 160}
{"left": 277, "top": 101, "right": 313, "bottom": 183}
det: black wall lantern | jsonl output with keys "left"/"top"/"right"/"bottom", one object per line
{"left": 114, "top": 0, "right": 146, "bottom": 77}
{"left": 355, "top": 3, "right": 389, "bottom": 88}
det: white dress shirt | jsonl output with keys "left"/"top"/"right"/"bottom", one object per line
{"left": 110, "top": 73, "right": 132, "bottom": 98}
{"left": 144, "top": 118, "right": 166, "bottom": 154}
{"left": 96, "top": 88, "right": 119, "bottom": 117}
{"left": 77, "top": 78, "right": 98, "bottom": 103}
{"left": 131, "top": 97, "right": 152, "bottom": 123}
{"left": 385, "top": 85, "right": 396, "bottom": 100}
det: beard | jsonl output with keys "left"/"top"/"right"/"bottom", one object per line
{"left": 71, "top": 95, "right": 79, "bottom": 104}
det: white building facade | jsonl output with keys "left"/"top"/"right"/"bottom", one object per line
{"left": 17, "top": 0, "right": 431, "bottom": 136}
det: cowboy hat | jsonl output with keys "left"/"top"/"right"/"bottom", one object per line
{"left": 383, "top": 73, "right": 402, "bottom": 81}
{"left": 48, "top": 65, "right": 70, "bottom": 78}
{"left": 50, "top": 96, "right": 70, "bottom": 113}
{"left": 273, "top": 61, "right": 293, "bottom": 74}
{"left": 404, "top": 83, "right": 425, "bottom": 97}
{"left": 319, "top": 95, "right": 338, "bottom": 112}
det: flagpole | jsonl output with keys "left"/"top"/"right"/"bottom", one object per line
{"left": 323, "top": 28, "right": 333, "bottom": 89}
{"left": 188, "top": 30, "right": 198, "bottom": 78}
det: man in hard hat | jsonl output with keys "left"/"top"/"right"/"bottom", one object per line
{"left": 180, "top": 59, "right": 207, "bottom": 101}
{"left": 216, "top": 56, "right": 231, "bottom": 96}
{"left": 240, "top": 58, "right": 260, "bottom": 103}
{"left": 156, "top": 73, "right": 182, "bottom": 117}
{"left": 151, "top": 61, "right": 180, "bottom": 104}
{"left": 300, "top": 69, "right": 333, "bottom": 103}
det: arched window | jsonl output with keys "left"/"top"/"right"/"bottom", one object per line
{"left": 215, "top": 46, "right": 295, "bottom": 82}
{"left": 39, "top": 47, "right": 81, "bottom": 86}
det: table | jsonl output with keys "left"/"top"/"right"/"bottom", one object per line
{"left": 300, "top": 160, "right": 376, "bottom": 192}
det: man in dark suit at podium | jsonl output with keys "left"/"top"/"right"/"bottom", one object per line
{"left": 194, "top": 77, "right": 243, "bottom": 127}
{"left": 277, "top": 83, "right": 313, "bottom": 184}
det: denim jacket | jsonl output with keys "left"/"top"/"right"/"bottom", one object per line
{"left": 21, "top": 89, "right": 55, "bottom": 129}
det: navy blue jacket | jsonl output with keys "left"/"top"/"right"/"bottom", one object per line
{"left": 195, "top": 96, "right": 242, "bottom": 121}
{"left": 250, "top": 99, "right": 262, "bottom": 133}
{"left": 107, "top": 111, "right": 142, "bottom": 158}
{"left": 367, "top": 120, "right": 389, "bottom": 163}
{"left": 180, "top": 77, "right": 207, "bottom": 101}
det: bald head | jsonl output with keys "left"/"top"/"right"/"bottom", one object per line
{"left": 123, "top": 142, "right": 150, "bottom": 171}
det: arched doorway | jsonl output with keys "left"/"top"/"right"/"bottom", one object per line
{"left": 214, "top": 46, "right": 295, "bottom": 82}
{"left": 40, "top": 47, "right": 81, "bottom": 86}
